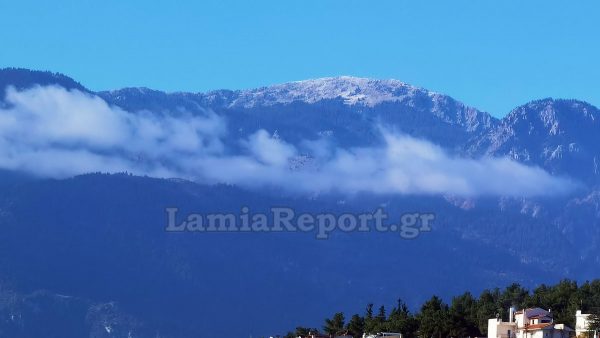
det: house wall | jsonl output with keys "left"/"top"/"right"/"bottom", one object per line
{"left": 488, "top": 319, "right": 517, "bottom": 338}
{"left": 516, "top": 313, "right": 526, "bottom": 328}
{"left": 576, "top": 311, "right": 592, "bottom": 337}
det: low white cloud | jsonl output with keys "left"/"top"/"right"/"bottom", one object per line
{"left": 243, "top": 130, "right": 296, "bottom": 166}
{"left": 0, "top": 85, "right": 576, "bottom": 197}
{"left": 0, "top": 86, "right": 224, "bottom": 178}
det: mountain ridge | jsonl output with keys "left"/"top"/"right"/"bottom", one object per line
{"left": 4, "top": 67, "right": 598, "bottom": 123}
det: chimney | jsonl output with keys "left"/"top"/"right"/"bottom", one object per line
{"left": 509, "top": 306, "right": 516, "bottom": 323}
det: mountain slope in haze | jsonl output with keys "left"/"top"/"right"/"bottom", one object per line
{"left": 0, "top": 173, "right": 566, "bottom": 338}
{"left": 1, "top": 68, "right": 600, "bottom": 337}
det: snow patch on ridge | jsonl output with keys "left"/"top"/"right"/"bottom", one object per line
{"left": 229, "top": 76, "right": 434, "bottom": 108}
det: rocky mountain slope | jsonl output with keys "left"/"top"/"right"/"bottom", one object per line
{"left": 467, "top": 98, "right": 600, "bottom": 185}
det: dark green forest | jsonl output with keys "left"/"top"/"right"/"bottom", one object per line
{"left": 285, "top": 279, "right": 600, "bottom": 338}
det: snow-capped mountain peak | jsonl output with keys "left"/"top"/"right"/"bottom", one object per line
{"left": 229, "top": 76, "right": 432, "bottom": 108}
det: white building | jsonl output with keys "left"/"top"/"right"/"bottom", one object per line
{"left": 576, "top": 310, "right": 598, "bottom": 338}
{"left": 362, "top": 333, "right": 402, "bottom": 338}
{"left": 488, "top": 307, "right": 574, "bottom": 338}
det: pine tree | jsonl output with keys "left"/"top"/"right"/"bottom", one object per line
{"left": 387, "top": 299, "right": 418, "bottom": 338}
{"left": 477, "top": 288, "right": 501, "bottom": 334}
{"left": 449, "top": 292, "right": 481, "bottom": 338}
{"left": 323, "top": 312, "right": 345, "bottom": 336}
{"left": 364, "top": 303, "right": 376, "bottom": 334}
{"left": 346, "top": 314, "right": 365, "bottom": 338}
{"left": 417, "top": 296, "right": 450, "bottom": 338}
{"left": 374, "top": 305, "right": 387, "bottom": 331}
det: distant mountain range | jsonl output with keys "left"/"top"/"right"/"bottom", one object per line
{"left": 0, "top": 68, "right": 599, "bottom": 338}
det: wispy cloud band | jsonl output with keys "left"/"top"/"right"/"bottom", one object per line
{"left": 0, "top": 86, "right": 576, "bottom": 197}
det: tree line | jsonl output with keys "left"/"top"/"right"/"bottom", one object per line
{"left": 285, "top": 279, "right": 600, "bottom": 338}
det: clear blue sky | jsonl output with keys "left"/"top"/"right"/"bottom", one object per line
{"left": 1, "top": 0, "right": 599, "bottom": 116}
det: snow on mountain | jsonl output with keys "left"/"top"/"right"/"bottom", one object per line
{"left": 224, "top": 76, "right": 495, "bottom": 133}
{"left": 228, "top": 76, "right": 427, "bottom": 107}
